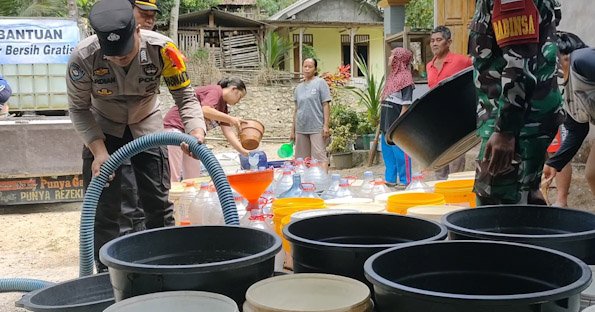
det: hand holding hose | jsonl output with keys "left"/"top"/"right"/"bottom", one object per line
{"left": 182, "top": 128, "right": 206, "bottom": 158}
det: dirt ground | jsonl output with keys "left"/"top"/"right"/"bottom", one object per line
{"left": 0, "top": 142, "right": 593, "bottom": 311}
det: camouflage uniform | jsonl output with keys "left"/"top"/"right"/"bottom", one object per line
{"left": 469, "top": 0, "right": 563, "bottom": 205}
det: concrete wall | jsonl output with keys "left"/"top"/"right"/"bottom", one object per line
{"left": 288, "top": 27, "right": 386, "bottom": 80}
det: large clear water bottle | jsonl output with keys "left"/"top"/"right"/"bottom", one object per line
{"left": 202, "top": 184, "right": 224, "bottom": 225}
{"left": 188, "top": 182, "right": 210, "bottom": 225}
{"left": 405, "top": 173, "right": 433, "bottom": 192}
{"left": 335, "top": 178, "right": 354, "bottom": 199}
{"left": 294, "top": 157, "right": 307, "bottom": 176}
{"left": 300, "top": 183, "right": 320, "bottom": 198}
{"left": 303, "top": 159, "right": 329, "bottom": 192}
{"left": 233, "top": 190, "right": 248, "bottom": 221}
{"left": 321, "top": 174, "right": 341, "bottom": 200}
{"left": 358, "top": 171, "right": 375, "bottom": 198}
{"left": 261, "top": 184, "right": 275, "bottom": 225}
{"left": 239, "top": 203, "right": 286, "bottom": 271}
{"left": 278, "top": 174, "right": 303, "bottom": 198}
{"left": 176, "top": 181, "right": 197, "bottom": 226}
{"left": 274, "top": 169, "right": 294, "bottom": 196}
{"left": 370, "top": 179, "right": 390, "bottom": 199}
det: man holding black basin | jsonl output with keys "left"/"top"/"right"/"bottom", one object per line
{"left": 469, "top": 0, "right": 563, "bottom": 205}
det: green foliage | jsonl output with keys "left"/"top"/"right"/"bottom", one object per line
{"left": 302, "top": 44, "right": 317, "bottom": 61}
{"left": 191, "top": 47, "right": 210, "bottom": 60}
{"left": 0, "top": 0, "right": 68, "bottom": 16}
{"left": 330, "top": 103, "right": 359, "bottom": 134}
{"left": 345, "top": 54, "right": 384, "bottom": 128}
{"left": 261, "top": 32, "right": 293, "bottom": 70}
{"left": 257, "top": 0, "right": 294, "bottom": 17}
{"left": 356, "top": 114, "right": 374, "bottom": 135}
{"left": 405, "top": 0, "right": 434, "bottom": 30}
{"left": 328, "top": 125, "right": 356, "bottom": 154}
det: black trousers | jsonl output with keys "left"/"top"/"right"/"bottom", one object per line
{"left": 119, "top": 160, "right": 146, "bottom": 235}
{"left": 82, "top": 127, "right": 174, "bottom": 269}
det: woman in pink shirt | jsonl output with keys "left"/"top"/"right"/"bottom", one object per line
{"left": 163, "top": 78, "right": 248, "bottom": 181}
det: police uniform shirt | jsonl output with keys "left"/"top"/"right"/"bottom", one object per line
{"left": 67, "top": 29, "right": 206, "bottom": 145}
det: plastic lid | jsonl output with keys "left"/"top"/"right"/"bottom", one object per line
{"left": 407, "top": 205, "right": 467, "bottom": 222}
{"left": 290, "top": 208, "right": 360, "bottom": 221}
{"left": 325, "top": 197, "right": 374, "bottom": 206}
{"left": 245, "top": 273, "right": 370, "bottom": 312}
{"left": 104, "top": 291, "right": 238, "bottom": 312}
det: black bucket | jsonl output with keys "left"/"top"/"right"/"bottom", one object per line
{"left": 364, "top": 240, "right": 592, "bottom": 312}
{"left": 16, "top": 273, "right": 114, "bottom": 312}
{"left": 99, "top": 226, "right": 281, "bottom": 307}
{"left": 283, "top": 213, "right": 447, "bottom": 290}
{"left": 387, "top": 67, "right": 480, "bottom": 170}
{"left": 442, "top": 205, "right": 595, "bottom": 265}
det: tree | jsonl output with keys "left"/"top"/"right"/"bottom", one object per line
{"left": 169, "top": 0, "right": 180, "bottom": 44}
{"left": 260, "top": 32, "right": 292, "bottom": 70}
{"left": 405, "top": 0, "right": 433, "bottom": 30}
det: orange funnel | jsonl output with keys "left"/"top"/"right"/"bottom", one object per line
{"left": 227, "top": 169, "right": 274, "bottom": 203}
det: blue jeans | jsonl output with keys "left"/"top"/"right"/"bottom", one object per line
{"left": 381, "top": 134, "right": 411, "bottom": 185}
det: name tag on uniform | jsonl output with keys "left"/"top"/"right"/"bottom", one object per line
{"left": 492, "top": 0, "right": 539, "bottom": 47}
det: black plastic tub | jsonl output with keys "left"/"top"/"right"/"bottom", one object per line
{"left": 364, "top": 240, "right": 592, "bottom": 312}
{"left": 283, "top": 213, "right": 447, "bottom": 289}
{"left": 99, "top": 226, "right": 281, "bottom": 307}
{"left": 16, "top": 273, "right": 114, "bottom": 312}
{"left": 443, "top": 205, "right": 595, "bottom": 265}
{"left": 386, "top": 67, "right": 480, "bottom": 170}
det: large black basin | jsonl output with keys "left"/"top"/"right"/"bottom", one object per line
{"left": 99, "top": 226, "right": 281, "bottom": 307}
{"left": 365, "top": 240, "right": 592, "bottom": 312}
{"left": 387, "top": 67, "right": 480, "bottom": 170}
{"left": 283, "top": 213, "right": 447, "bottom": 291}
{"left": 16, "top": 273, "right": 114, "bottom": 312}
{"left": 443, "top": 205, "right": 595, "bottom": 264}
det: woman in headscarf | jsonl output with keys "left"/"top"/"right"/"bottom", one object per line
{"left": 380, "top": 48, "right": 415, "bottom": 187}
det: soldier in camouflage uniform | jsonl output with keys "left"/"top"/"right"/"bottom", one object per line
{"left": 469, "top": 0, "right": 563, "bottom": 205}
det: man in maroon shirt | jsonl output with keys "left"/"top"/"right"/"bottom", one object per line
{"left": 426, "top": 25, "right": 473, "bottom": 180}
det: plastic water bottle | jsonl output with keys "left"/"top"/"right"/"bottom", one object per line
{"left": 261, "top": 184, "right": 275, "bottom": 224}
{"left": 233, "top": 190, "right": 248, "bottom": 221}
{"left": 358, "top": 171, "right": 375, "bottom": 198}
{"left": 300, "top": 183, "right": 320, "bottom": 198}
{"left": 248, "top": 153, "right": 260, "bottom": 170}
{"left": 188, "top": 182, "right": 210, "bottom": 225}
{"left": 274, "top": 169, "right": 294, "bottom": 196}
{"left": 303, "top": 159, "right": 329, "bottom": 192}
{"left": 335, "top": 178, "right": 354, "bottom": 199}
{"left": 278, "top": 174, "right": 303, "bottom": 198}
{"left": 406, "top": 173, "right": 432, "bottom": 193}
{"left": 370, "top": 179, "right": 390, "bottom": 199}
{"left": 202, "top": 185, "right": 224, "bottom": 225}
{"left": 294, "top": 158, "right": 307, "bottom": 176}
{"left": 176, "top": 181, "right": 197, "bottom": 226}
{"left": 321, "top": 174, "right": 341, "bottom": 200}
{"left": 239, "top": 203, "right": 286, "bottom": 271}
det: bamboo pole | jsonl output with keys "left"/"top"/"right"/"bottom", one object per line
{"left": 368, "top": 125, "right": 381, "bottom": 166}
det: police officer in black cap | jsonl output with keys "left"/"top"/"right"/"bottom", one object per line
{"left": 67, "top": 0, "right": 206, "bottom": 272}
{"left": 129, "top": 0, "right": 160, "bottom": 30}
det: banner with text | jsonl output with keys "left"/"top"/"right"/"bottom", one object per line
{"left": 0, "top": 19, "right": 80, "bottom": 64}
